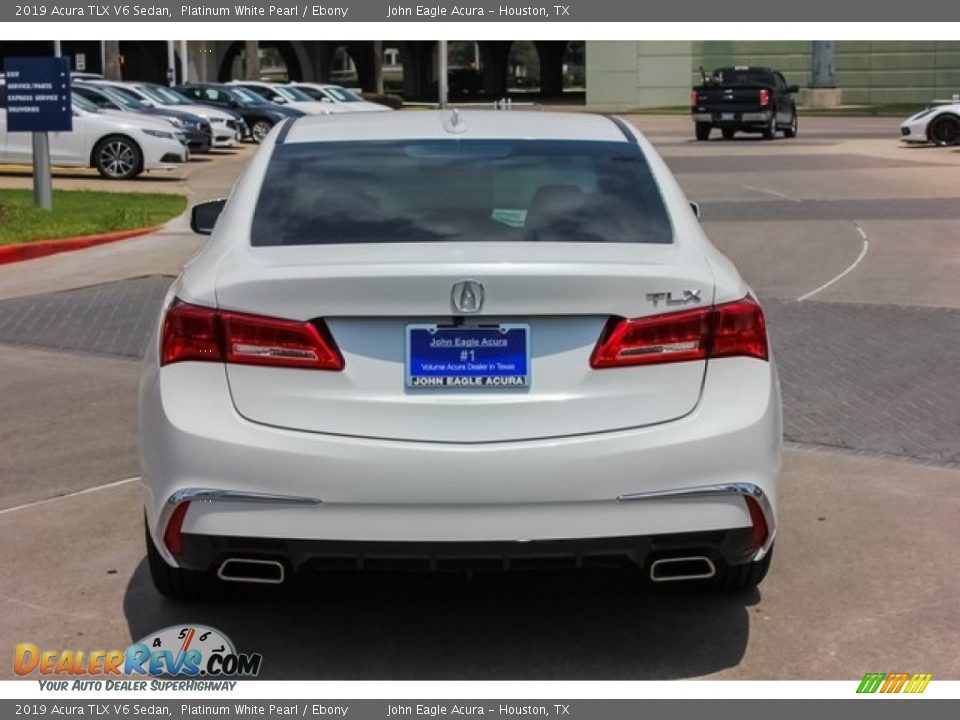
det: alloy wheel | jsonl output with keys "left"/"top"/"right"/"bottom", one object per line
{"left": 98, "top": 140, "right": 136, "bottom": 178}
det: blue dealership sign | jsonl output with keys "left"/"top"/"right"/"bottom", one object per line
{"left": 3, "top": 56, "right": 72, "bottom": 133}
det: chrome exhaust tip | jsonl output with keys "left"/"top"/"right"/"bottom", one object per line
{"left": 217, "top": 558, "right": 285, "bottom": 585}
{"left": 649, "top": 556, "right": 716, "bottom": 583}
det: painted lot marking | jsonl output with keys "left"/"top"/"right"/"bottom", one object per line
{"left": 0, "top": 476, "right": 139, "bottom": 517}
{"left": 743, "top": 184, "right": 799, "bottom": 202}
{"left": 797, "top": 221, "right": 870, "bottom": 302}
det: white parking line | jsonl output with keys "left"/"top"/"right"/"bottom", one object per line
{"left": 0, "top": 476, "right": 140, "bottom": 517}
{"left": 797, "top": 221, "right": 870, "bottom": 302}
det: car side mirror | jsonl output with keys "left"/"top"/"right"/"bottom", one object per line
{"left": 787, "top": 84, "right": 799, "bottom": 94}
{"left": 190, "top": 199, "right": 226, "bottom": 235}
{"left": 690, "top": 201, "right": 701, "bottom": 220}
{"left": 320, "top": 97, "right": 332, "bottom": 103}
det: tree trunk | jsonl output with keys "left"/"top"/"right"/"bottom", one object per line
{"left": 244, "top": 40, "right": 261, "bottom": 80}
{"left": 103, "top": 40, "right": 122, "bottom": 81}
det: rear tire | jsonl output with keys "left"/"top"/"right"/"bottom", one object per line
{"left": 762, "top": 115, "right": 777, "bottom": 140}
{"left": 783, "top": 112, "right": 798, "bottom": 138}
{"left": 712, "top": 545, "right": 773, "bottom": 591}
{"left": 145, "top": 518, "right": 219, "bottom": 602}
{"left": 929, "top": 114, "right": 960, "bottom": 146}
{"left": 721, "top": 127, "right": 736, "bottom": 140}
{"left": 695, "top": 122, "right": 712, "bottom": 141}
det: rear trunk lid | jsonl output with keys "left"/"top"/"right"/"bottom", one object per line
{"left": 216, "top": 242, "right": 714, "bottom": 442}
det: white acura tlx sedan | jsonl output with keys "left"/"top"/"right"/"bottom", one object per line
{"left": 140, "top": 110, "right": 781, "bottom": 600}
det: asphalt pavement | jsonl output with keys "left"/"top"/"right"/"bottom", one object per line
{"left": 0, "top": 116, "right": 958, "bottom": 680}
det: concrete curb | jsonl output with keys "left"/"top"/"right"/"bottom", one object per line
{"left": 0, "top": 225, "right": 163, "bottom": 266}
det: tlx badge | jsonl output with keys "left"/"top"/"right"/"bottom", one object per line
{"left": 646, "top": 289, "right": 702, "bottom": 307}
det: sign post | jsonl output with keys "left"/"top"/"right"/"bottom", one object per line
{"left": 2, "top": 56, "right": 72, "bottom": 211}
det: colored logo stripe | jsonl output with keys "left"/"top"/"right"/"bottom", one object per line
{"left": 857, "top": 673, "right": 885, "bottom": 693}
{"left": 858, "top": 672, "right": 932, "bottom": 694}
{"left": 904, "top": 673, "right": 933, "bottom": 693}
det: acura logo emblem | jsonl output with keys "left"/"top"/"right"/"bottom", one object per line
{"left": 451, "top": 281, "right": 484, "bottom": 314}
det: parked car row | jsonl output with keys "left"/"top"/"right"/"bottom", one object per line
{"left": 0, "top": 85, "right": 189, "bottom": 180}
{"left": 91, "top": 80, "right": 246, "bottom": 148}
{"left": 0, "top": 74, "right": 393, "bottom": 179}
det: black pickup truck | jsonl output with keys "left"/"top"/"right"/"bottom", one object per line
{"left": 691, "top": 66, "right": 799, "bottom": 141}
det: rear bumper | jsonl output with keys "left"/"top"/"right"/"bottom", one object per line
{"left": 140, "top": 355, "right": 782, "bottom": 568}
{"left": 176, "top": 525, "right": 762, "bottom": 575}
{"left": 693, "top": 111, "right": 772, "bottom": 127}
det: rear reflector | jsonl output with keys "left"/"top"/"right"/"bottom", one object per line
{"left": 161, "top": 299, "right": 344, "bottom": 370}
{"left": 590, "top": 297, "right": 768, "bottom": 368}
{"left": 163, "top": 501, "right": 190, "bottom": 557}
{"left": 745, "top": 495, "right": 769, "bottom": 551}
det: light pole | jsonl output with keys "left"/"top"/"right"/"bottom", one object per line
{"left": 373, "top": 41, "right": 384, "bottom": 96}
{"left": 180, "top": 40, "right": 189, "bottom": 84}
{"left": 438, "top": 40, "right": 449, "bottom": 109}
{"left": 167, "top": 40, "right": 176, "bottom": 85}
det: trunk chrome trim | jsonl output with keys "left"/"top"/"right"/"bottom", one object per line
{"left": 616, "top": 482, "right": 776, "bottom": 560}
{"left": 155, "top": 488, "right": 322, "bottom": 567}
{"left": 166, "top": 487, "right": 323, "bottom": 507}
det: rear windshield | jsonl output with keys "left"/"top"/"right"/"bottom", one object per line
{"left": 251, "top": 139, "right": 673, "bottom": 246}
{"left": 713, "top": 68, "right": 776, "bottom": 86}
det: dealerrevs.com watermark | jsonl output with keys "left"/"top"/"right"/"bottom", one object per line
{"left": 14, "top": 625, "right": 261, "bottom": 683}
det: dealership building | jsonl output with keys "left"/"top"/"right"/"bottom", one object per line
{"left": 1, "top": 40, "right": 958, "bottom": 108}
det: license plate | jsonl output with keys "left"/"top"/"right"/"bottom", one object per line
{"left": 406, "top": 324, "right": 530, "bottom": 389}
{"left": 721, "top": 112, "right": 735, "bottom": 121}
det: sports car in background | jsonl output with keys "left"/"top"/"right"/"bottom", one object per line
{"left": 900, "top": 102, "right": 960, "bottom": 145}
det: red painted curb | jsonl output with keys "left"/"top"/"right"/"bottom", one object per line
{"left": 0, "top": 225, "right": 163, "bottom": 265}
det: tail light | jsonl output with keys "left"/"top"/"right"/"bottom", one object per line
{"left": 161, "top": 299, "right": 344, "bottom": 370}
{"left": 690, "top": 90, "right": 698, "bottom": 106}
{"left": 759, "top": 88, "right": 770, "bottom": 106}
{"left": 590, "top": 297, "right": 768, "bottom": 369}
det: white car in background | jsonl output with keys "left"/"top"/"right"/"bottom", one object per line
{"left": 291, "top": 82, "right": 393, "bottom": 112}
{"left": 141, "top": 111, "right": 780, "bottom": 601}
{"left": 91, "top": 80, "right": 244, "bottom": 148}
{"left": 227, "top": 80, "right": 342, "bottom": 115}
{"left": 0, "top": 91, "right": 187, "bottom": 179}
{"left": 900, "top": 102, "right": 960, "bottom": 145}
